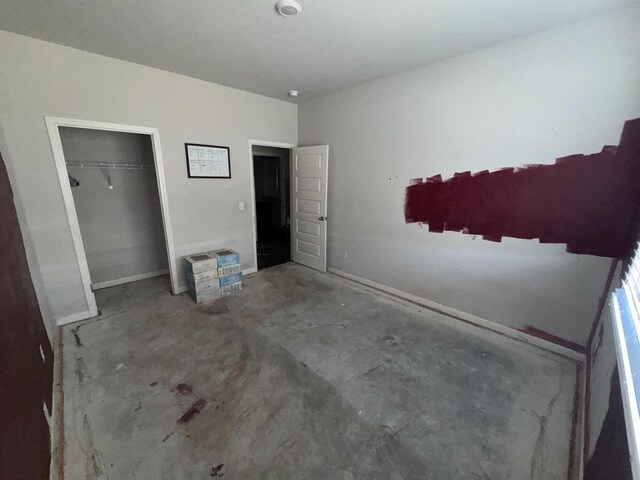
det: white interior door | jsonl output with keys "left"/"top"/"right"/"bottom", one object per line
{"left": 291, "top": 145, "right": 329, "bottom": 272}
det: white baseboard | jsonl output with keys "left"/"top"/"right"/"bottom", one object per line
{"left": 327, "top": 267, "right": 585, "bottom": 362}
{"left": 173, "top": 267, "right": 257, "bottom": 295}
{"left": 91, "top": 269, "right": 169, "bottom": 291}
{"left": 56, "top": 310, "right": 93, "bottom": 326}
{"left": 243, "top": 267, "right": 258, "bottom": 276}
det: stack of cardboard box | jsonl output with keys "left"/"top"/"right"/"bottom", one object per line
{"left": 212, "top": 248, "right": 242, "bottom": 295}
{"left": 184, "top": 248, "right": 243, "bottom": 304}
{"left": 184, "top": 252, "right": 220, "bottom": 303}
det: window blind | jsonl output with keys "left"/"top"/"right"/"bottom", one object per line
{"left": 611, "top": 242, "right": 640, "bottom": 479}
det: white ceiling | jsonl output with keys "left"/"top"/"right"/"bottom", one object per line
{"left": 0, "top": 0, "right": 634, "bottom": 102}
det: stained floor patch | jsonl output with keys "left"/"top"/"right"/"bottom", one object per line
{"left": 60, "top": 265, "right": 580, "bottom": 479}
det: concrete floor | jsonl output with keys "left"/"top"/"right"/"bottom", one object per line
{"left": 57, "top": 263, "right": 581, "bottom": 479}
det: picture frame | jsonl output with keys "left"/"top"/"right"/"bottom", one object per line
{"left": 185, "top": 143, "right": 231, "bottom": 178}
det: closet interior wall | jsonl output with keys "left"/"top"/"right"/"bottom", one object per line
{"left": 59, "top": 127, "right": 168, "bottom": 288}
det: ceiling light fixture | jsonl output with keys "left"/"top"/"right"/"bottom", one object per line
{"left": 275, "top": 0, "right": 302, "bottom": 17}
{"left": 288, "top": 90, "right": 299, "bottom": 97}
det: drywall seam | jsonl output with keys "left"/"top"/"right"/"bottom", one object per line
{"left": 327, "top": 267, "right": 585, "bottom": 362}
{"left": 91, "top": 269, "right": 169, "bottom": 291}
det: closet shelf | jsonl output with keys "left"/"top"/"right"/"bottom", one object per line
{"left": 66, "top": 162, "right": 153, "bottom": 170}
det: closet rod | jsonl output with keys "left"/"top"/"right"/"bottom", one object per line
{"left": 66, "top": 162, "right": 153, "bottom": 170}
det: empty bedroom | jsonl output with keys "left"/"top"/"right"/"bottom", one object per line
{"left": 1, "top": 1, "right": 639, "bottom": 479}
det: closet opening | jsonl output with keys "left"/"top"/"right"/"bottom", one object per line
{"left": 251, "top": 145, "right": 291, "bottom": 270}
{"left": 58, "top": 126, "right": 171, "bottom": 309}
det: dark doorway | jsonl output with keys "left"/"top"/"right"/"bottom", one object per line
{"left": 253, "top": 147, "right": 291, "bottom": 270}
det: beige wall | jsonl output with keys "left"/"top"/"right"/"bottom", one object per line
{"left": 298, "top": 7, "right": 640, "bottom": 346}
{"left": 0, "top": 31, "right": 297, "bottom": 328}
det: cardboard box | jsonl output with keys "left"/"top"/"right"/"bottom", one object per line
{"left": 185, "top": 269, "right": 218, "bottom": 286}
{"left": 184, "top": 252, "right": 218, "bottom": 274}
{"left": 188, "top": 286, "right": 220, "bottom": 304}
{"left": 218, "top": 263, "right": 241, "bottom": 277}
{"left": 210, "top": 248, "right": 240, "bottom": 268}
{"left": 219, "top": 272, "right": 242, "bottom": 287}
{"left": 221, "top": 281, "right": 242, "bottom": 296}
{"left": 187, "top": 276, "right": 220, "bottom": 294}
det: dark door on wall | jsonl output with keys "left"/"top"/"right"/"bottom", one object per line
{"left": 254, "top": 154, "right": 291, "bottom": 270}
{"left": 0, "top": 151, "right": 54, "bottom": 479}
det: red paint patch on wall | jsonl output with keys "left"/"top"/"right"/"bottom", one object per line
{"left": 519, "top": 326, "right": 587, "bottom": 355}
{"left": 405, "top": 119, "right": 640, "bottom": 258}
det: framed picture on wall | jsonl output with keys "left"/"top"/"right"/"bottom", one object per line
{"left": 185, "top": 143, "right": 231, "bottom": 178}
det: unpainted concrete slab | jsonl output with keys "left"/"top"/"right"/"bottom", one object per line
{"left": 58, "top": 263, "right": 581, "bottom": 479}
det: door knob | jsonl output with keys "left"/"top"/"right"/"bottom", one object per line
{"left": 319, "top": 216, "right": 327, "bottom": 221}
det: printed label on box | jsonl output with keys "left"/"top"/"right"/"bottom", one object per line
{"left": 219, "top": 272, "right": 242, "bottom": 287}
{"left": 218, "top": 264, "right": 241, "bottom": 277}
{"left": 221, "top": 282, "right": 242, "bottom": 295}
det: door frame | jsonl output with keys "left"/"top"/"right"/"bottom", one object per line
{"left": 45, "top": 116, "right": 179, "bottom": 320}
{"left": 289, "top": 145, "right": 329, "bottom": 272}
{"left": 247, "top": 139, "right": 296, "bottom": 272}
